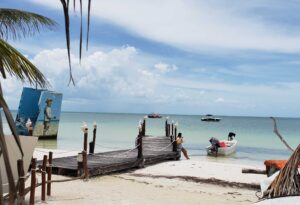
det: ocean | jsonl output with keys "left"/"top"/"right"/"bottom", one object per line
{"left": 3, "top": 112, "right": 300, "bottom": 166}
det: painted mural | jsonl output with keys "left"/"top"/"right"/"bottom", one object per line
{"left": 15, "top": 87, "right": 63, "bottom": 139}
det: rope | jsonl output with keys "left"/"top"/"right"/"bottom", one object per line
{"left": 147, "top": 140, "right": 176, "bottom": 152}
{"left": 94, "top": 143, "right": 127, "bottom": 150}
{"left": 90, "top": 144, "right": 140, "bottom": 159}
{"left": 34, "top": 149, "right": 80, "bottom": 156}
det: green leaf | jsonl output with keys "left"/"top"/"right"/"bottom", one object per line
{"left": 0, "top": 8, "right": 57, "bottom": 40}
{"left": 0, "top": 39, "right": 49, "bottom": 88}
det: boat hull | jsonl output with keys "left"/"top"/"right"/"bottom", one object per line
{"left": 206, "top": 140, "right": 237, "bottom": 156}
{"left": 1, "top": 135, "right": 38, "bottom": 194}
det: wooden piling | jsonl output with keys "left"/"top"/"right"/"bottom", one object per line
{"left": 17, "top": 159, "right": 25, "bottom": 205}
{"left": 174, "top": 127, "right": 177, "bottom": 139}
{"left": 142, "top": 119, "right": 146, "bottom": 136}
{"left": 92, "top": 125, "right": 97, "bottom": 152}
{"left": 47, "top": 152, "right": 53, "bottom": 196}
{"left": 137, "top": 133, "right": 143, "bottom": 159}
{"left": 41, "top": 155, "right": 47, "bottom": 201}
{"left": 77, "top": 152, "right": 83, "bottom": 176}
{"left": 89, "top": 125, "right": 97, "bottom": 154}
{"left": 82, "top": 151, "right": 88, "bottom": 180}
{"left": 165, "top": 120, "right": 168, "bottom": 136}
{"left": 83, "top": 132, "right": 88, "bottom": 152}
{"left": 171, "top": 123, "right": 174, "bottom": 137}
{"left": 29, "top": 158, "right": 36, "bottom": 205}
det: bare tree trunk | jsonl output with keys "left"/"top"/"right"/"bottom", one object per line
{"left": 270, "top": 117, "right": 294, "bottom": 152}
{"left": 0, "top": 161, "right": 4, "bottom": 205}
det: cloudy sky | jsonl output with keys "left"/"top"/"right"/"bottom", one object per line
{"left": 2, "top": 0, "right": 300, "bottom": 117}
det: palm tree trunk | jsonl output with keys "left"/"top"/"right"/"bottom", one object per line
{"left": 0, "top": 154, "right": 4, "bottom": 205}
{"left": 0, "top": 82, "right": 18, "bottom": 203}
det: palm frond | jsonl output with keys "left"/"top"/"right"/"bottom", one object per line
{"left": 86, "top": 0, "right": 92, "bottom": 51}
{"left": 79, "top": 0, "right": 83, "bottom": 63}
{"left": 0, "top": 8, "right": 57, "bottom": 40}
{"left": 0, "top": 39, "right": 49, "bottom": 88}
{"left": 60, "top": 0, "right": 75, "bottom": 86}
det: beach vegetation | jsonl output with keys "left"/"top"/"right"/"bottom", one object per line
{"left": 0, "top": 8, "right": 56, "bottom": 203}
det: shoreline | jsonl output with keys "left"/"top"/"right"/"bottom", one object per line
{"left": 30, "top": 148, "right": 267, "bottom": 204}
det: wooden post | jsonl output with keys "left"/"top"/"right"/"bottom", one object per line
{"left": 137, "top": 133, "right": 143, "bottom": 159}
{"left": 89, "top": 124, "right": 97, "bottom": 154}
{"left": 165, "top": 120, "right": 168, "bottom": 136}
{"left": 171, "top": 123, "right": 174, "bottom": 137}
{"left": 93, "top": 124, "right": 97, "bottom": 150}
{"left": 88, "top": 142, "right": 94, "bottom": 154}
{"left": 77, "top": 152, "right": 83, "bottom": 176}
{"left": 29, "top": 158, "right": 36, "bottom": 205}
{"left": 142, "top": 119, "right": 146, "bottom": 136}
{"left": 82, "top": 151, "right": 88, "bottom": 180}
{"left": 41, "top": 155, "right": 47, "bottom": 201}
{"left": 174, "top": 127, "right": 177, "bottom": 139}
{"left": 47, "top": 152, "right": 53, "bottom": 196}
{"left": 83, "top": 132, "right": 88, "bottom": 152}
{"left": 17, "top": 159, "right": 25, "bottom": 205}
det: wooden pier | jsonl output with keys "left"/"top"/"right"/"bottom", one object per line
{"left": 40, "top": 119, "right": 180, "bottom": 177}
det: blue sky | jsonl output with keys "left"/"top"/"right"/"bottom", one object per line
{"left": 2, "top": 0, "right": 300, "bottom": 117}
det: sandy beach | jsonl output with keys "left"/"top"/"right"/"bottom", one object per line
{"left": 28, "top": 149, "right": 267, "bottom": 205}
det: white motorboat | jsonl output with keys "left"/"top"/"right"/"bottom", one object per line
{"left": 1, "top": 135, "right": 38, "bottom": 194}
{"left": 206, "top": 139, "right": 237, "bottom": 156}
{"left": 201, "top": 114, "right": 221, "bottom": 122}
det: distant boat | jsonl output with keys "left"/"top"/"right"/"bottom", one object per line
{"left": 148, "top": 113, "right": 162, "bottom": 118}
{"left": 201, "top": 114, "right": 221, "bottom": 122}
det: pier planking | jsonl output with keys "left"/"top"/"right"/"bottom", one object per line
{"left": 40, "top": 135, "right": 178, "bottom": 177}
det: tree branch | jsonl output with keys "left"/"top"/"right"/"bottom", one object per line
{"left": 270, "top": 117, "right": 294, "bottom": 152}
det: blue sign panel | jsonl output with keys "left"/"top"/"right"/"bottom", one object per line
{"left": 15, "top": 87, "right": 63, "bottom": 138}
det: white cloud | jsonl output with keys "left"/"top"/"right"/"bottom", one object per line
{"left": 28, "top": 0, "right": 300, "bottom": 53}
{"left": 29, "top": 46, "right": 164, "bottom": 102}
{"left": 215, "top": 97, "right": 225, "bottom": 103}
{"left": 154, "top": 63, "right": 177, "bottom": 74}
{"left": 2, "top": 43, "right": 300, "bottom": 116}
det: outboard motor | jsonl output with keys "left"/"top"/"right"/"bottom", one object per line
{"left": 209, "top": 137, "right": 220, "bottom": 153}
{"left": 228, "top": 132, "right": 236, "bottom": 141}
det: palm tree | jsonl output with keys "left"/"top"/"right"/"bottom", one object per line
{"left": 0, "top": 8, "right": 56, "bottom": 203}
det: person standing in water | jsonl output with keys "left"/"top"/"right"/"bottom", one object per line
{"left": 43, "top": 98, "right": 53, "bottom": 135}
{"left": 176, "top": 133, "right": 190, "bottom": 159}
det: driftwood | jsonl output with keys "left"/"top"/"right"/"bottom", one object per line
{"left": 129, "top": 173, "right": 260, "bottom": 190}
{"left": 263, "top": 144, "right": 300, "bottom": 198}
{"left": 242, "top": 168, "right": 266, "bottom": 175}
{"left": 270, "top": 117, "right": 294, "bottom": 152}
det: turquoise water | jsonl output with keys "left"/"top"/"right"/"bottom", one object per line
{"left": 3, "top": 112, "right": 300, "bottom": 165}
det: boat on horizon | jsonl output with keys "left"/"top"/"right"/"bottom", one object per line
{"left": 147, "top": 113, "right": 162, "bottom": 118}
{"left": 201, "top": 114, "right": 221, "bottom": 122}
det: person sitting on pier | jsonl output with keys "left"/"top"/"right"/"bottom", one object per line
{"left": 176, "top": 133, "right": 190, "bottom": 160}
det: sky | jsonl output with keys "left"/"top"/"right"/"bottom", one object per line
{"left": 1, "top": 0, "right": 300, "bottom": 117}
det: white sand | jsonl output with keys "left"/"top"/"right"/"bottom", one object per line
{"left": 27, "top": 149, "right": 266, "bottom": 204}
{"left": 133, "top": 159, "right": 267, "bottom": 185}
